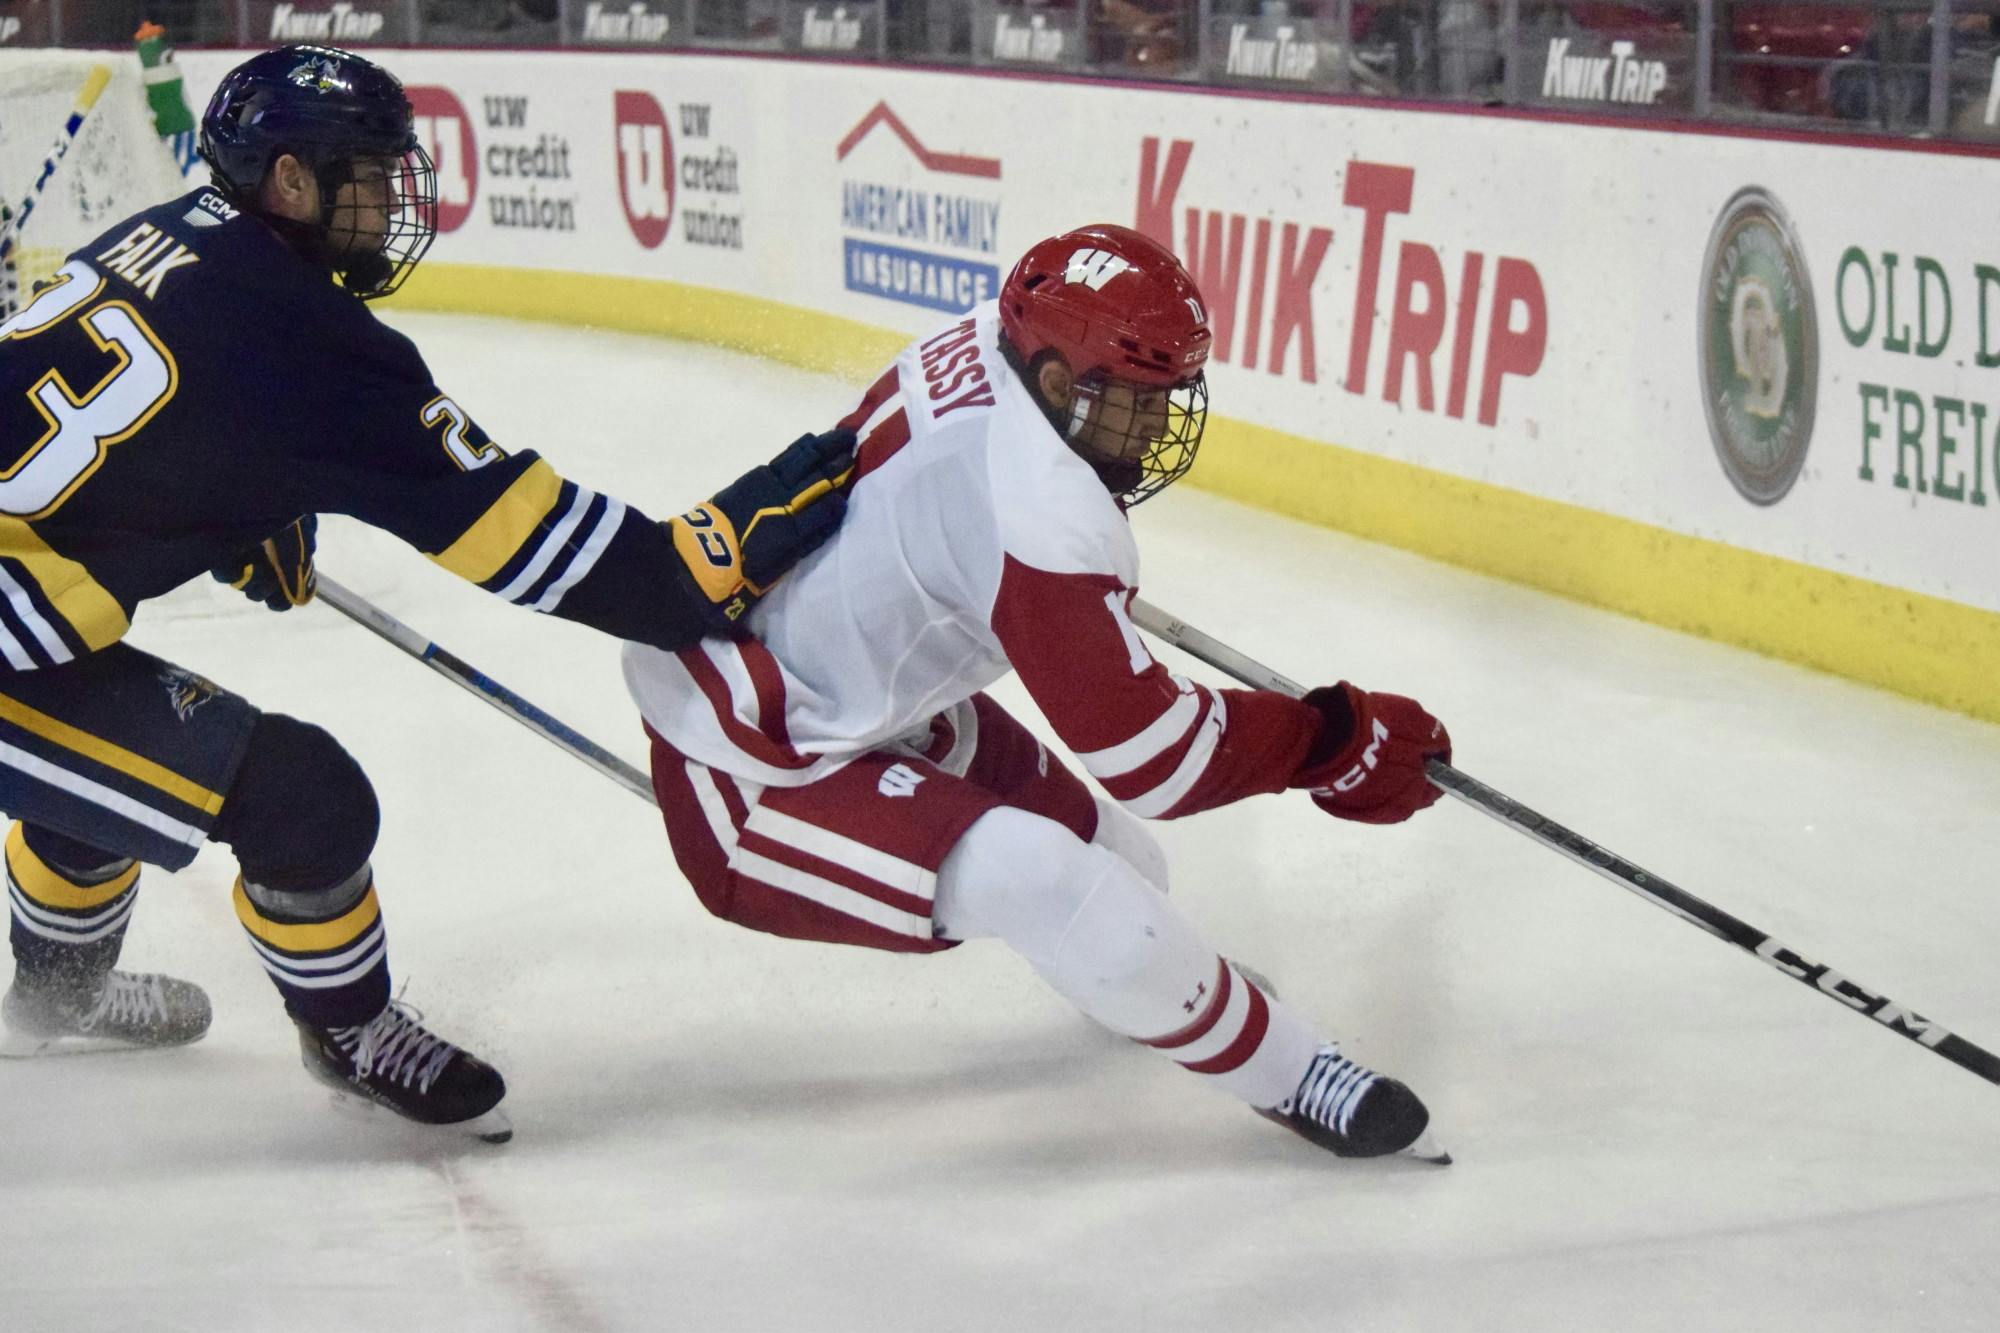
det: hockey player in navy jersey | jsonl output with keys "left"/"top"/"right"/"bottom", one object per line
{"left": 625, "top": 225, "right": 1454, "bottom": 1161}
{"left": 0, "top": 46, "right": 853, "bottom": 1140}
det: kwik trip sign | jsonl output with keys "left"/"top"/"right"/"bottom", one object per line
{"left": 1202, "top": 14, "right": 1347, "bottom": 90}
{"left": 1137, "top": 139, "right": 1548, "bottom": 422}
{"left": 782, "top": 2, "right": 886, "bottom": 55}
{"left": 973, "top": 0, "right": 1087, "bottom": 68}
{"left": 240, "top": 0, "right": 415, "bottom": 44}
{"left": 1527, "top": 30, "right": 1692, "bottom": 111}
{"left": 566, "top": 0, "right": 692, "bottom": 46}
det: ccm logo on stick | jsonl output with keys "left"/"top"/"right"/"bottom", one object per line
{"left": 1754, "top": 939, "right": 1952, "bottom": 1048}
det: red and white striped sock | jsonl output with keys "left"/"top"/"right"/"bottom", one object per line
{"left": 936, "top": 809, "right": 1320, "bottom": 1109}
{"left": 1136, "top": 955, "right": 1321, "bottom": 1109}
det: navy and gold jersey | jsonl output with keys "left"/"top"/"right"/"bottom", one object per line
{"left": 0, "top": 186, "right": 699, "bottom": 669}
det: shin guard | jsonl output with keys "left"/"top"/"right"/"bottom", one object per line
{"left": 233, "top": 864, "right": 389, "bottom": 1029}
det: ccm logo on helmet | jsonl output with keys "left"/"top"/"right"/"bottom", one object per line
{"left": 1065, "top": 248, "right": 1131, "bottom": 291}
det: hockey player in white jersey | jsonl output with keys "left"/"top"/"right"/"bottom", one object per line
{"left": 624, "top": 224, "right": 1454, "bottom": 1160}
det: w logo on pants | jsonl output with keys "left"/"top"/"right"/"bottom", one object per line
{"left": 877, "top": 764, "right": 925, "bottom": 798}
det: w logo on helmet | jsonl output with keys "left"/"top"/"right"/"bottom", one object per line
{"left": 1064, "top": 247, "right": 1131, "bottom": 291}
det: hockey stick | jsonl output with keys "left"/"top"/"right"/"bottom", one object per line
{"left": 314, "top": 575, "right": 656, "bottom": 803}
{"left": 0, "top": 64, "right": 114, "bottom": 309}
{"left": 1126, "top": 596, "right": 2000, "bottom": 1091}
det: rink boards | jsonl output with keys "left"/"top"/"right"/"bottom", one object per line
{"left": 164, "top": 49, "right": 2000, "bottom": 722}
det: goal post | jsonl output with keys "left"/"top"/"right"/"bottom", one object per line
{"left": 0, "top": 50, "right": 191, "bottom": 313}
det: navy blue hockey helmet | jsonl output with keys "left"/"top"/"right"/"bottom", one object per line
{"left": 199, "top": 45, "right": 436, "bottom": 299}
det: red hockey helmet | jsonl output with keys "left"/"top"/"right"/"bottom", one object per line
{"left": 1000, "top": 224, "right": 1212, "bottom": 506}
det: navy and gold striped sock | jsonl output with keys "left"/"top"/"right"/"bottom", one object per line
{"left": 233, "top": 865, "right": 389, "bottom": 1030}
{"left": 6, "top": 823, "right": 140, "bottom": 988}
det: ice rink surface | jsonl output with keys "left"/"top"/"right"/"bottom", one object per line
{"left": 3, "top": 311, "right": 1997, "bottom": 1332}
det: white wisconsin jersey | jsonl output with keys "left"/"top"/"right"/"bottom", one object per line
{"left": 624, "top": 302, "right": 1137, "bottom": 788}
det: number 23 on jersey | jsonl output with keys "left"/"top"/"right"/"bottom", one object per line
{"left": 0, "top": 259, "right": 178, "bottom": 519}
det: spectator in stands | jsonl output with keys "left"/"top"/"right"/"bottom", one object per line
{"left": 1828, "top": 6, "right": 1995, "bottom": 131}
{"left": 1726, "top": 4, "right": 1874, "bottom": 119}
{"left": 1215, "top": 1, "right": 1356, "bottom": 16}
{"left": 697, "top": 0, "right": 784, "bottom": 42}
{"left": 1948, "top": 10, "right": 2000, "bottom": 136}
{"left": 1099, "top": 0, "right": 1193, "bottom": 69}
{"left": 420, "top": 0, "right": 560, "bottom": 41}
{"left": 883, "top": 0, "right": 974, "bottom": 58}
{"left": 1357, "top": 0, "right": 1436, "bottom": 95}
{"left": 42, "top": 0, "right": 231, "bottom": 45}
{"left": 1437, "top": 0, "right": 1502, "bottom": 97}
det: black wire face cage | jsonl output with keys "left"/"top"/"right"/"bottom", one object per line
{"left": 1067, "top": 372, "right": 1208, "bottom": 508}
{"left": 316, "top": 144, "right": 437, "bottom": 300}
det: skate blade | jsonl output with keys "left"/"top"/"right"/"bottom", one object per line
{"left": 1400, "top": 1128, "right": 1453, "bottom": 1166}
{"left": 0, "top": 1027, "right": 195, "bottom": 1058}
{"left": 464, "top": 1107, "right": 513, "bottom": 1144}
{"left": 322, "top": 1089, "right": 513, "bottom": 1144}
{"left": 0, "top": 1027, "right": 62, "bottom": 1058}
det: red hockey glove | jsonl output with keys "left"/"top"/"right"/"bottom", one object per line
{"left": 210, "top": 516, "right": 316, "bottom": 612}
{"left": 1294, "top": 681, "right": 1450, "bottom": 825}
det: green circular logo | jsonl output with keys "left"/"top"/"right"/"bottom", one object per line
{"left": 1698, "top": 188, "right": 1817, "bottom": 505}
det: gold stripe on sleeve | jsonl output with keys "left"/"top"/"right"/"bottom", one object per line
{"left": 0, "top": 518, "right": 131, "bottom": 650}
{"left": 427, "top": 458, "right": 563, "bottom": 585}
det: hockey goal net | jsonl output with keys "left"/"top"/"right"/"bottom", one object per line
{"left": 0, "top": 49, "right": 188, "bottom": 313}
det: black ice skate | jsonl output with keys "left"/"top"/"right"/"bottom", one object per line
{"left": 1259, "top": 1043, "right": 1451, "bottom": 1165}
{"left": 0, "top": 969, "right": 213, "bottom": 1057}
{"left": 296, "top": 1001, "right": 511, "bottom": 1143}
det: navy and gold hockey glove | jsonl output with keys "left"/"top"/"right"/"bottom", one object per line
{"left": 669, "top": 428, "right": 857, "bottom": 631}
{"left": 211, "top": 515, "right": 317, "bottom": 612}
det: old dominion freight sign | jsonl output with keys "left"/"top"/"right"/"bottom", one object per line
{"left": 1698, "top": 188, "right": 1818, "bottom": 505}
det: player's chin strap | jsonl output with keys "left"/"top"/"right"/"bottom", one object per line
{"left": 1124, "top": 596, "right": 2000, "bottom": 1095}
{"left": 313, "top": 574, "right": 657, "bottom": 804}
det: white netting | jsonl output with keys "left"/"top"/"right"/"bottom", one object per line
{"left": 0, "top": 50, "right": 189, "bottom": 304}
